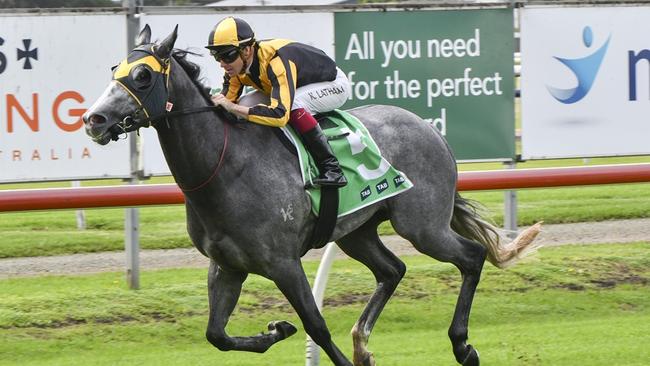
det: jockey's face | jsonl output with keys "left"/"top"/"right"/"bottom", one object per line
{"left": 218, "top": 45, "right": 253, "bottom": 77}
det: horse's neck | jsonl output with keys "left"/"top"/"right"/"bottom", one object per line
{"left": 154, "top": 59, "right": 229, "bottom": 191}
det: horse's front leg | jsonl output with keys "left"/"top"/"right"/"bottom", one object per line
{"left": 273, "top": 260, "right": 353, "bottom": 366}
{"left": 205, "top": 260, "right": 297, "bottom": 352}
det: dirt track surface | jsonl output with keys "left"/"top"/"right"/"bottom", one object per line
{"left": 1, "top": 219, "right": 649, "bottom": 278}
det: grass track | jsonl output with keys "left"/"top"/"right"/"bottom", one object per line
{"left": 1, "top": 243, "right": 648, "bottom": 365}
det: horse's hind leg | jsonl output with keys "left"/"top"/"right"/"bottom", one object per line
{"left": 273, "top": 259, "right": 353, "bottom": 366}
{"left": 444, "top": 234, "right": 486, "bottom": 366}
{"left": 399, "top": 225, "right": 486, "bottom": 366}
{"left": 205, "top": 260, "right": 297, "bottom": 353}
{"left": 336, "top": 217, "right": 406, "bottom": 366}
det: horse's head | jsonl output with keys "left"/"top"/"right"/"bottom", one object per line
{"left": 83, "top": 25, "right": 178, "bottom": 145}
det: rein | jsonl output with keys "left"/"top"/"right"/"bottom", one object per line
{"left": 177, "top": 116, "right": 230, "bottom": 192}
{"left": 118, "top": 105, "right": 226, "bottom": 132}
{"left": 136, "top": 106, "right": 235, "bottom": 193}
{"left": 124, "top": 106, "right": 233, "bottom": 193}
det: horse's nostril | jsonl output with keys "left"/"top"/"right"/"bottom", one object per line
{"left": 89, "top": 114, "right": 107, "bottom": 125}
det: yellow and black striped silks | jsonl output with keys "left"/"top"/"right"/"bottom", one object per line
{"left": 221, "top": 39, "right": 338, "bottom": 127}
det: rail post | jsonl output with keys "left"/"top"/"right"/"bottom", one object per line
{"left": 71, "top": 181, "right": 86, "bottom": 230}
{"left": 504, "top": 161, "right": 518, "bottom": 238}
{"left": 305, "top": 242, "right": 339, "bottom": 366}
{"left": 124, "top": 0, "right": 141, "bottom": 290}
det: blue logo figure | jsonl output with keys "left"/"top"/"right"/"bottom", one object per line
{"left": 547, "top": 26, "right": 610, "bottom": 104}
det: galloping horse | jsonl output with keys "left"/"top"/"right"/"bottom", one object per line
{"left": 83, "top": 26, "right": 540, "bottom": 366}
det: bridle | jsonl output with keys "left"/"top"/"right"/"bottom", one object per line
{"left": 109, "top": 45, "right": 226, "bottom": 139}
{"left": 110, "top": 45, "right": 233, "bottom": 192}
{"left": 113, "top": 105, "right": 227, "bottom": 138}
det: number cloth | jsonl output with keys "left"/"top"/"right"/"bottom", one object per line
{"left": 283, "top": 109, "right": 414, "bottom": 217}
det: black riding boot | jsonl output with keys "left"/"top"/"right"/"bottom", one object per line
{"left": 302, "top": 126, "right": 347, "bottom": 187}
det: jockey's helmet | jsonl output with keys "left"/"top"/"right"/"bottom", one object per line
{"left": 206, "top": 17, "right": 255, "bottom": 52}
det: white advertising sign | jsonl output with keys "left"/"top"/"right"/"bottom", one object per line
{"left": 0, "top": 15, "right": 131, "bottom": 182}
{"left": 139, "top": 12, "right": 334, "bottom": 175}
{"left": 520, "top": 6, "right": 650, "bottom": 159}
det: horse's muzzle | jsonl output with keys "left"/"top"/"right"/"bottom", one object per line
{"left": 83, "top": 112, "right": 121, "bottom": 145}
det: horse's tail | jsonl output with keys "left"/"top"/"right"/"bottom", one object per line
{"left": 451, "top": 192, "right": 543, "bottom": 269}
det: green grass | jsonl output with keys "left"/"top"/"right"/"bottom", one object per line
{"left": 0, "top": 243, "right": 648, "bottom": 365}
{"left": 0, "top": 206, "right": 191, "bottom": 258}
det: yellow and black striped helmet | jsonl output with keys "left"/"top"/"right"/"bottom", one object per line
{"left": 206, "top": 17, "right": 255, "bottom": 50}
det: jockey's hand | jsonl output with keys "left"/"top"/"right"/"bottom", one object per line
{"left": 211, "top": 94, "right": 236, "bottom": 113}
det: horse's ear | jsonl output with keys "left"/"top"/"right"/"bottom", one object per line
{"left": 156, "top": 25, "right": 178, "bottom": 60}
{"left": 135, "top": 24, "right": 152, "bottom": 47}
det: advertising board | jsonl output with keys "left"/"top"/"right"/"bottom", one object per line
{"left": 0, "top": 15, "right": 131, "bottom": 182}
{"left": 1, "top": 8, "right": 520, "bottom": 182}
{"left": 521, "top": 6, "right": 650, "bottom": 159}
{"left": 334, "top": 9, "right": 516, "bottom": 161}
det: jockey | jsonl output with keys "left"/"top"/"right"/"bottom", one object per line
{"left": 207, "top": 17, "right": 349, "bottom": 187}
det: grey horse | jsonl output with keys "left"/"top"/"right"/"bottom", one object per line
{"left": 83, "top": 26, "right": 540, "bottom": 366}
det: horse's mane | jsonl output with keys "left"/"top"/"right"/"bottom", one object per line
{"left": 171, "top": 49, "right": 213, "bottom": 105}
{"left": 171, "top": 49, "right": 237, "bottom": 123}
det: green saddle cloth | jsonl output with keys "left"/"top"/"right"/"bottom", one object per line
{"left": 282, "top": 109, "right": 414, "bottom": 217}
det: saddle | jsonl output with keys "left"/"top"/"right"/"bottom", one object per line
{"left": 274, "top": 110, "right": 413, "bottom": 250}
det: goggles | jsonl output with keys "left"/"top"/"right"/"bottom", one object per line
{"left": 210, "top": 47, "right": 241, "bottom": 64}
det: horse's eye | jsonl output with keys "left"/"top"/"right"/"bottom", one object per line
{"left": 132, "top": 65, "right": 152, "bottom": 90}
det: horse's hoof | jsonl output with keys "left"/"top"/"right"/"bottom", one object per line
{"left": 353, "top": 351, "right": 375, "bottom": 366}
{"left": 361, "top": 353, "right": 376, "bottom": 366}
{"left": 461, "top": 345, "right": 480, "bottom": 366}
{"left": 267, "top": 320, "right": 297, "bottom": 339}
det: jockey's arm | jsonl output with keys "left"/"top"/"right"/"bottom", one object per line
{"left": 245, "top": 58, "right": 295, "bottom": 127}
{"left": 212, "top": 73, "right": 249, "bottom": 118}
{"left": 221, "top": 73, "right": 244, "bottom": 102}
{"left": 212, "top": 93, "right": 250, "bottom": 119}
{"left": 212, "top": 58, "right": 296, "bottom": 127}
